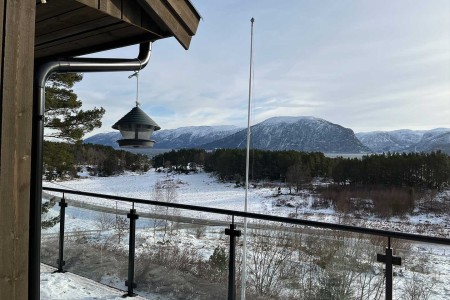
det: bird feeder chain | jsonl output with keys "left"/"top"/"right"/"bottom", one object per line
{"left": 128, "top": 59, "right": 142, "bottom": 107}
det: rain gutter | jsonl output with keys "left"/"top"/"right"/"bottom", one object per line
{"left": 29, "top": 42, "right": 152, "bottom": 300}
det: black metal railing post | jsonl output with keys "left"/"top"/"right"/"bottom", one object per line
{"left": 225, "top": 217, "right": 241, "bottom": 300}
{"left": 57, "top": 193, "right": 67, "bottom": 272}
{"left": 377, "top": 237, "right": 402, "bottom": 300}
{"left": 125, "top": 205, "right": 139, "bottom": 297}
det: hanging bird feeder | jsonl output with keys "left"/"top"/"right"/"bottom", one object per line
{"left": 112, "top": 69, "right": 161, "bottom": 148}
{"left": 112, "top": 106, "right": 160, "bottom": 148}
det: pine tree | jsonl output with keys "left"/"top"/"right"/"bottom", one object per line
{"left": 45, "top": 73, "right": 105, "bottom": 142}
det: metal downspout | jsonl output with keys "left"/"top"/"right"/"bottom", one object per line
{"left": 29, "top": 42, "right": 152, "bottom": 300}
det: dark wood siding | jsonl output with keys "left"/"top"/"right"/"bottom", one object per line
{"left": 0, "top": 0, "right": 36, "bottom": 299}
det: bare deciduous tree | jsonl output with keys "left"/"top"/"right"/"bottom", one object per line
{"left": 152, "top": 179, "right": 178, "bottom": 243}
{"left": 95, "top": 212, "right": 116, "bottom": 264}
{"left": 247, "top": 225, "right": 293, "bottom": 297}
{"left": 115, "top": 216, "right": 128, "bottom": 244}
{"left": 401, "top": 272, "right": 436, "bottom": 300}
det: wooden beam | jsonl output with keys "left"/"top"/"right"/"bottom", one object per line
{"left": 75, "top": 0, "right": 166, "bottom": 39}
{"left": 165, "top": 0, "right": 200, "bottom": 35}
{"left": 0, "top": 0, "right": 3, "bottom": 82}
{"left": 137, "top": 0, "right": 193, "bottom": 49}
{"left": 99, "top": 0, "right": 122, "bottom": 19}
{"left": 0, "top": 0, "right": 35, "bottom": 299}
{"left": 74, "top": 0, "right": 98, "bottom": 9}
{"left": 122, "top": 0, "right": 142, "bottom": 27}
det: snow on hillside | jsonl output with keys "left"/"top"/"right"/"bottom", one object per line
{"left": 260, "top": 116, "right": 322, "bottom": 125}
{"left": 356, "top": 128, "right": 450, "bottom": 153}
{"left": 84, "top": 125, "right": 243, "bottom": 150}
{"left": 154, "top": 125, "right": 243, "bottom": 149}
{"left": 157, "top": 125, "right": 240, "bottom": 138}
{"left": 202, "top": 116, "right": 369, "bottom": 153}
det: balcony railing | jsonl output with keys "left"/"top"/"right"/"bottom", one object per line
{"left": 42, "top": 186, "right": 450, "bottom": 300}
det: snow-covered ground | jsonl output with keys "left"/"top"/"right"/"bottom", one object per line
{"left": 44, "top": 170, "right": 450, "bottom": 238}
{"left": 46, "top": 170, "right": 272, "bottom": 213}
{"left": 41, "top": 170, "right": 450, "bottom": 299}
{"left": 40, "top": 264, "right": 149, "bottom": 300}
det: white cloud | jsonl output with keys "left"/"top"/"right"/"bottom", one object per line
{"left": 76, "top": 0, "right": 449, "bottom": 137}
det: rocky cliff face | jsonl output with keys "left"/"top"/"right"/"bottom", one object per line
{"left": 202, "top": 116, "right": 371, "bottom": 153}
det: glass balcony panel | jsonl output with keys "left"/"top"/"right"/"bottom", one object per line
{"left": 41, "top": 195, "right": 61, "bottom": 268}
{"left": 133, "top": 211, "right": 228, "bottom": 299}
{"left": 392, "top": 238, "right": 449, "bottom": 300}
{"left": 41, "top": 188, "right": 450, "bottom": 299}
{"left": 239, "top": 221, "right": 386, "bottom": 299}
{"left": 40, "top": 193, "right": 133, "bottom": 293}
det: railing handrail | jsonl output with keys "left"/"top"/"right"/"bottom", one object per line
{"left": 43, "top": 186, "right": 450, "bottom": 246}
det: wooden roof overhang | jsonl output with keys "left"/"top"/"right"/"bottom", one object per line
{"left": 35, "top": 0, "right": 201, "bottom": 60}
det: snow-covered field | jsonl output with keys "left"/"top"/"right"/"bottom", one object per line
{"left": 44, "top": 170, "right": 450, "bottom": 238}
{"left": 46, "top": 170, "right": 272, "bottom": 213}
{"left": 41, "top": 170, "right": 450, "bottom": 299}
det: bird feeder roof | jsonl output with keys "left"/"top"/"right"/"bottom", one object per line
{"left": 112, "top": 106, "right": 161, "bottom": 131}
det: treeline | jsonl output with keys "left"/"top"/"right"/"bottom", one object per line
{"left": 153, "top": 149, "right": 450, "bottom": 190}
{"left": 332, "top": 151, "right": 450, "bottom": 191}
{"left": 152, "top": 148, "right": 206, "bottom": 172}
{"left": 44, "top": 141, "right": 151, "bottom": 180}
{"left": 153, "top": 149, "right": 331, "bottom": 183}
{"left": 204, "top": 149, "right": 330, "bottom": 183}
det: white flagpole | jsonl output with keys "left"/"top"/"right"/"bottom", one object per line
{"left": 241, "top": 17, "right": 254, "bottom": 300}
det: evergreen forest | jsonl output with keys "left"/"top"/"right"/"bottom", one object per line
{"left": 43, "top": 141, "right": 151, "bottom": 180}
{"left": 45, "top": 143, "right": 450, "bottom": 193}
{"left": 153, "top": 149, "right": 450, "bottom": 191}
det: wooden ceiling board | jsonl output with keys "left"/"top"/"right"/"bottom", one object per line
{"left": 35, "top": 23, "right": 158, "bottom": 59}
{"left": 35, "top": 15, "right": 118, "bottom": 46}
{"left": 35, "top": 0, "right": 200, "bottom": 59}
{"left": 36, "top": 22, "right": 132, "bottom": 56}
{"left": 36, "top": 1, "right": 84, "bottom": 22}
{"left": 36, "top": 7, "right": 107, "bottom": 37}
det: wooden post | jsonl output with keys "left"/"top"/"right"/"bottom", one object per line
{"left": 0, "top": 1, "right": 36, "bottom": 299}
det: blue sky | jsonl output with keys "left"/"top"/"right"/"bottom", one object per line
{"left": 75, "top": 1, "right": 450, "bottom": 136}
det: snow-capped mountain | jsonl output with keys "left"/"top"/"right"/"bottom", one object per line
{"left": 355, "top": 130, "right": 424, "bottom": 153}
{"left": 406, "top": 129, "right": 450, "bottom": 153}
{"left": 201, "top": 116, "right": 371, "bottom": 153}
{"left": 83, "top": 132, "right": 120, "bottom": 148}
{"left": 84, "top": 125, "right": 243, "bottom": 149}
{"left": 356, "top": 128, "right": 450, "bottom": 154}
{"left": 86, "top": 117, "right": 449, "bottom": 154}
{"left": 152, "top": 125, "right": 243, "bottom": 149}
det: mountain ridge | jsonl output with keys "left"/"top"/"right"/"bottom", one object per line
{"left": 356, "top": 128, "right": 450, "bottom": 154}
{"left": 84, "top": 116, "right": 450, "bottom": 154}
{"left": 201, "top": 116, "right": 370, "bottom": 153}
